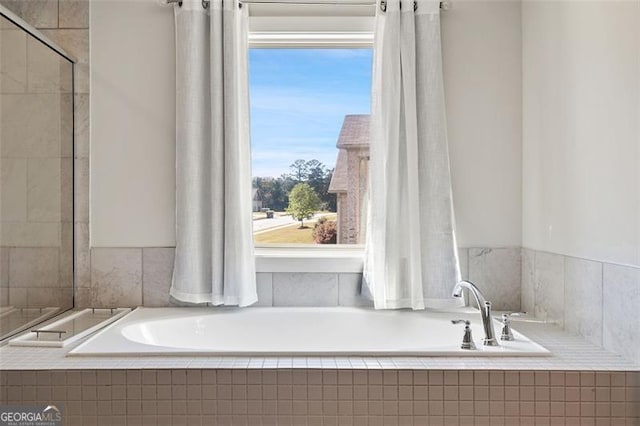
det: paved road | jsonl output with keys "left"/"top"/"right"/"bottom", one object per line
{"left": 253, "top": 212, "right": 335, "bottom": 233}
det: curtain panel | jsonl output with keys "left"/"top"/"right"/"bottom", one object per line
{"left": 364, "top": 0, "right": 462, "bottom": 309}
{"left": 170, "top": 0, "right": 257, "bottom": 306}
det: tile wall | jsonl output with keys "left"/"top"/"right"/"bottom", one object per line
{"left": 1, "top": 369, "right": 639, "bottom": 425}
{"left": 522, "top": 248, "right": 640, "bottom": 367}
{"left": 86, "top": 247, "right": 522, "bottom": 311}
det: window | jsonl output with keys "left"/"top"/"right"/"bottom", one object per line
{"left": 249, "top": 48, "right": 372, "bottom": 246}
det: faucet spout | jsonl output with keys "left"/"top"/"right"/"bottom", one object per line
{"left": 452, "top": 280, "right": 499, "bottom": 346}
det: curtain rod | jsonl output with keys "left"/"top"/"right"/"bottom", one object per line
{"left": 243, "top": 0, "right": 451, "bottom": 10}
{"left": 168, "top": 0, "right": 452, "bottom": 12}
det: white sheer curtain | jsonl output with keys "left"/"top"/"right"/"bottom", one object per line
{"left": 363, "top": 0, "right": 462, "bottom": 309}
{"left": 170, "top": 0, "right": 257, "bottom": 306}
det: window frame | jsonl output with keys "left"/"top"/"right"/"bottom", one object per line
{"left": 248, "top": 9, "right": 373, "bottom": 272}
{"left": 249, "top": 31, "right": 373, "bottom": 48}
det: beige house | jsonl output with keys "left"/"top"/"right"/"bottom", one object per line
{"left": 328, "top": 115, "right": 370, "bottom": 244}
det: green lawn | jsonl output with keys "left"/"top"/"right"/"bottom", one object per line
{"left": 254, "top": 213, "right": 337, "bottom": 244}
{"left": 254, "top": 223, "right": 315, "bottom": 244}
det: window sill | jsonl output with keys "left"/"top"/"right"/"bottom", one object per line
{"left": 255, "top": 245, "right": 364, "bottom": 273}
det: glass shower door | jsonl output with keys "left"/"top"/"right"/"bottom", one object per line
{"left": 0, "top": 11, "right": 74, "bottom": 339}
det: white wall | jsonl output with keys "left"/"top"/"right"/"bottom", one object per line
{"left": 90, "top": 0, "right": 524, "bottom": 248}
{"left": 443, "top": 0, "right": 522, "bottom": 248}
{"left": 90, "top": 0, "right": 176, "bottom": 247}
{"left": 522, "top": 0, "right": 640, "bottom": 267}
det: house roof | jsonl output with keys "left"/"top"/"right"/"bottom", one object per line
{"left": 328, "top": 149, "right": 348, "bottom": 193}
{"left": 328, "top": 115, "right": 370, "bottom": 194}
{"left": 336, "top": 114, "right": 370, "bottom": 149}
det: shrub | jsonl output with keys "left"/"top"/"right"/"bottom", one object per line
{"left": 313, "top": 217, "right": 337, "bottom": 244}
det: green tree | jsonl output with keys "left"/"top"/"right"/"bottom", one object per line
{"left": 269, "top": 178, "right": 287, "bottom": 211}
{"left": 286, "top": 183, "right": 321, "bottom": 228}
{"left": 253, "top": 159, "right": 337, "bottom": 213}
{"left": 253, "top": 176, "right": 294, "bottom": 211}
{"left": 289, "top": 159, "right": 309, "bottom": 182}
{"left": 306, "top": 159, "right": 326, "bottom": 194}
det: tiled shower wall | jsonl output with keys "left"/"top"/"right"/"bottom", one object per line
{"left": 0, "top": 0, "right": 90, "bottom": 306}
{"left": 0, "top": 0, "right": 88, "bottom": 308}
{"left": 522, "top": 248, "right": 640, "bottom": 367}
{"left": 1, "top": 369, "right": 639, "bottom": 425}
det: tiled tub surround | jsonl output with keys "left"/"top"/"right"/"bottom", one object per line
{"left": 1, "top": 316, "right": 637, "bottom": 371}
{"left": 3, "top": 250, "right": 640, "bottom": 424}
{"left": 522, "top": 248, "right": 640, "bottom": 366}
{"left": 1, "top": 318, "right": 639, "bottom": 424}
{"left": 1, "top": 369, "right": 639, "bottom": 426}
{"left": 85, "top": 247, "right": 640, "bottom": 364}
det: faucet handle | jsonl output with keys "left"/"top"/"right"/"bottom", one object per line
{"left": 451, "top": 319, "right": 476, "bottom": 350}
{"left": 500, "top": 312, "right": 526, "bottom": 341}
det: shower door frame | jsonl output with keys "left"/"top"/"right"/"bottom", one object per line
{"left": 0, "top": 4, "right": 77, "bottom": 340}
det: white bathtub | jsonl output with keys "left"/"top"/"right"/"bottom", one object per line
{"left": 69, "top": 307, "right": 549, "bottom": 357}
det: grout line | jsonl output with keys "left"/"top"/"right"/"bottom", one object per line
{"left": 600, "top": 260, "right": 604, "bottom": 348}
{"left": 141, "top": 248, "right": 145, "bottom": 307}
{"left": 562, "top": 253, "right": 567, "bottom": 332}
{"left": 87, "top": 242, "right": 92, "bottom": 308}
{"left": 518, "top": 247, "right": 523, "bottom": 311}
{"left": 269, "top": 272, "right": 274, "bottom": 307}
{"left": 532, "top": 249, "right": 538, "bottom": 319}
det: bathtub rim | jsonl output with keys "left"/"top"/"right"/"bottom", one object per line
{"left": 67, "top": 306, "right": 551, "bottom": 358}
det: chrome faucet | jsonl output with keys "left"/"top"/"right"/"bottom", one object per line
{"left": 451, "top": 280, "right": 499, "bottom": 346}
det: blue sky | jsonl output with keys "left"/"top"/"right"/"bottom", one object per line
{"left": 249, "top": 49, "right": 372, "bottom": 178}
